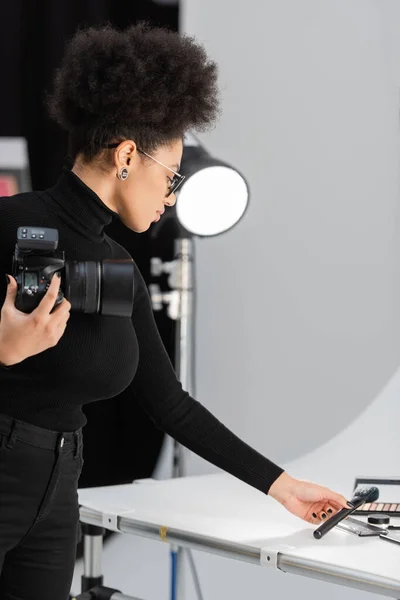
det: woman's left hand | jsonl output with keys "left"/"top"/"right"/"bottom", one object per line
{"left": 268, "top": 472, "right": 349, "bottom": 524}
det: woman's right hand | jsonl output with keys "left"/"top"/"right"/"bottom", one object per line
{"left": 0, "top": 273, "right": 71, "bottom": 366}
{"left": 269, "top": 472, "right": 349, "bottom": 524}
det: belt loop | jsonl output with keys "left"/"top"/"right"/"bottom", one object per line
{"left": 6, "top": 419, "right": 19, "bottom": 450}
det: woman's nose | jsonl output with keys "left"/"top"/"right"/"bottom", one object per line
{"left": 165, "top": 192, "right": 177, "bottom": 207}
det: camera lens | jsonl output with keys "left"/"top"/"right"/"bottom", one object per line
{"left": 64, "top": 259, "right": 134, "bottom": 317}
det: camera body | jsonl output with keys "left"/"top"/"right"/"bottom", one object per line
{"left": 12, "top": 226, "right": 135, "bottom": 317}
{"left": 13, "top": 227, "right": 65, "bottom": 313}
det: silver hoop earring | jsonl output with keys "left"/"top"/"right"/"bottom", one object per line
{"left": 119, "top": 167, "right": 129, "bottom": 181}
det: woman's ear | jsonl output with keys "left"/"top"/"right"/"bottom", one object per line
{"left": 113, "top": 140, "right": 137, "bottom": 169}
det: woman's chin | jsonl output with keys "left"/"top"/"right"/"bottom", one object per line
{"left": 134, "top": 224, "right": 151, "bottom": 233}
{"left": 120, "top": 216, "right": 150, "bottom": 233}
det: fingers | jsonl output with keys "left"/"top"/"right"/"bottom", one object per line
{"left": 51, "top": 297, "right": 71, "bottom": 315}
{"left": 308, "top": 507, "right": 329, "bottom": 524}
{"left": 316, "top": 503, "right": 338, "bottom": 521}
{"left": 55, "top": 320, "right": 68, "bottom": 336}
{"left": 55, "top": 309, "right": 71, "bottom": 331}
{"left": 307, "top": 499, "right": 344, "bottom": 524}
{"left": 290, "top": 479, "right": 349, "bottom": 525}
{"left": 3, "top": 274, "right": 17, "bottom": 303}
{"left": 309, "top": 512, "right": 322, "bottom": 525}
{"left": 52, "top": 297, "right": 71, "bottom": 327}
{"left": 324, "top": 504, "right": 336, "bottom": 517}
{"left": 31, "top": 273, "right": 61, "bottom": 318}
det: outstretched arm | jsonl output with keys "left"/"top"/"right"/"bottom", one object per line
{"left": 129, "top": 262, "right": 349, "bottom": 522}
{"left": 130, "top": 263, "right": 283, "bottom": 494}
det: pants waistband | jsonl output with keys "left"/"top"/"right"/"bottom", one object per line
{"left": 0, "top": 412, "right": 82, "bottom": 454}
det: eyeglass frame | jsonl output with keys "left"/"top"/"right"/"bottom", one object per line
{"left": 105, "top": 143, "right": 185, "bottom": 197}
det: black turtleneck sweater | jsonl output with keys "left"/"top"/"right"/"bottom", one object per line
{"left": 0, "top": 168, "right": 283, "bottom": 494}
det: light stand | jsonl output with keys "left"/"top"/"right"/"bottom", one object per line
{"left": 149, "top": 235, "right": 195, "bottom": 600}
{"left": 72, "top": 524, "right": 143, "bottom": 600}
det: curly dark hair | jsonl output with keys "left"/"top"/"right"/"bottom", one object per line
{"left": 47, "top": 22, "right": 220, "bottom": 160}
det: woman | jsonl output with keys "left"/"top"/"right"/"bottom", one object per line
{"left": 0, "top": 23, "right": 348, "bottom": 600}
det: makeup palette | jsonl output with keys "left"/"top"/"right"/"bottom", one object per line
{"left": 353, "top": 477, "right": 400, "bottom": 516}
{"left": 356, "top": 502, "right": 400, "bottom": 515}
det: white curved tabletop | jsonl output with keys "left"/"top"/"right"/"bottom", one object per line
{"left": 78, "top": 367, "right": 400, "bottom": 597}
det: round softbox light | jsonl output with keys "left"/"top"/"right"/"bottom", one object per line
{"left": 176, "top": 133, "right": 249, "bottom": 237}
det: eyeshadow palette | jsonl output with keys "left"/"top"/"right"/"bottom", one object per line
{"left": 353, "top": 477, "right": 400, "bottom": 516}
{"left": 355, "top": 502, "right": 400, "bottom": 516}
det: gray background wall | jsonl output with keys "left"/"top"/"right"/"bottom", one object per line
{"left": 73, "top": 1, "right": 400, "bottom": 598}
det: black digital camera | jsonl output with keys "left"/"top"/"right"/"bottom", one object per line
{"left": 12, "top": 226, "right": 135, "bottom": 317}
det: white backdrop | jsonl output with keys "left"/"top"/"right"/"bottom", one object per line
{"left": 181, "top": 0, "right": 400, "bottom": 469}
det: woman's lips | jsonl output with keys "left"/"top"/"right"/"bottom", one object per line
{"left": 152, "top": 208, "right": 165, "bottom": 223}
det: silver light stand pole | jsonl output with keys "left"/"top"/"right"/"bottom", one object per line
{"left": 171, "top": 237, "right": 193, "bottom": 600}
{"left": 173, "top": 237, "right": 193, "bottom": 474}
{"left": 150, "top": 236, "right": 203, "bottom": 600}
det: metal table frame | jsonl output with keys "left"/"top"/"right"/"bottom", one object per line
{"left": 77, "top": 505, "right": 400, "bottom": 599}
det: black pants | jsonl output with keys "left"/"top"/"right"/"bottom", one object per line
{"left": 0, "top": 413, "right": 83, "bottom": 600}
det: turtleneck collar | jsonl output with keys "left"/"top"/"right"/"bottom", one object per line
{"left": 45, "top": 166, "right": 120, "bottom": 242}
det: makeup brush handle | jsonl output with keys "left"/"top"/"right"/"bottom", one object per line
{"left": 313, "top": 507, "right": 354, "bottom": 539}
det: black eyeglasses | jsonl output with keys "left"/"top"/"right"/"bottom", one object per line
{"left": 106, "top": 143, "right": 185, "bottom": 197}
